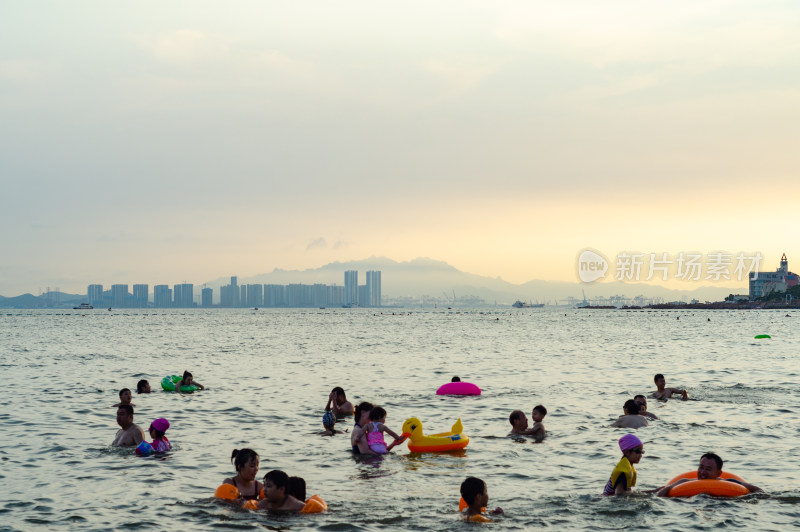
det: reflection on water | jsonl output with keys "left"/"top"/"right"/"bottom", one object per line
{"left": 1, "top": 308, "right": 799, "bottom": 530}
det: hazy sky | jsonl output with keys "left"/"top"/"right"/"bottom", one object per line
{"left": 2, "top": 1, "right": 798, "bottom": 295}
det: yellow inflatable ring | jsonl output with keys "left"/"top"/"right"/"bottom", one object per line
{"left": 666, "top": 471, "right": 749, "bottom": 497}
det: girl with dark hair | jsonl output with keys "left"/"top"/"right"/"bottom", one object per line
{"left": 222, "top": 448, "right": 261, "bottom": 500}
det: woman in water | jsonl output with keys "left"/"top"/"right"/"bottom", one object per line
{"left": 351, "top": 401, "right": 374, "bottom": 454}
{"left": 222, "top": 448, "right": 262, "bottom": 501}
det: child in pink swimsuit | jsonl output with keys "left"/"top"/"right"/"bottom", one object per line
{"left": 363, "top": 407, "right": 404, "bottom": 454}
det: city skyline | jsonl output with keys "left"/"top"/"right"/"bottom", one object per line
{"left": 2, "top": 2, "right": 797, "bottom": 296}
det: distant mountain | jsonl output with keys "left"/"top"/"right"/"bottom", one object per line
{"left": 204, "top": 256, "right": 742, "bottom": 305}
{"left": 0, "top": 292, "right": 85, "bottom": 309}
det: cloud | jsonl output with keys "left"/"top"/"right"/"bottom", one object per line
{"left": 332, "top": 240, "right": 347, "bottom": 250}
{"left": 307, "top": 237, "right": 327, "bottom": 250}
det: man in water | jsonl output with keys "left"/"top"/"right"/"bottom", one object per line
{"left": 634, "top": 395, "right": 658, "bottom": 420}
{"left": 657, "top": 453, "right": 762, "bottom": 496}
{"left": 611, "top": 399, "right": 649, "bottom": 429}
{"left": 112, "top": 404, "right": 145, "bottom": 447}
{"left": 653, "top": 373, "right": 688, "bottom": 400}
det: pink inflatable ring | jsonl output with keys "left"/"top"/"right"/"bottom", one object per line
{"left": 436, "top": 382, "right": 481, "bottom": 395}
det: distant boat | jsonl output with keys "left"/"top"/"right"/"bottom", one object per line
{"left": 512, "top": 300, "right": 544, "bottom": 308}
{"left": 73, "top": 303, "right": 93, "bottom": 310}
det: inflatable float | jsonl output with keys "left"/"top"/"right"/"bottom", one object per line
{"left": 401, "top": 417, "right": 469, "bottom": 452}
{"left": 301, "top": 494, "right": 328, "bottom": 514}
{"left": 665, "top": 471, "right": 749, "bottom": 497}
{"left": 161, "top": 375, "right": 200, "bottom": 392}
{"left": 436, "top": 382, "right": 481, "bottom": 396}
{"left": 754, "top": 334, "right": 771, "bottom": 339}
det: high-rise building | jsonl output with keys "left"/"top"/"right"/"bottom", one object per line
{"left": 264, "top": 284, "right": 285, "bottom": 307}
{"left": 246, "top": 284, "right": 263, "bottom": 307}
{"left": 154, "top": 285, "right": 172, "bottom": 308}
{"left": 111, "top": 284, "right": 128, "bottom": 308}
{"left": 173, "top": 283, "right": 194, "bottom": 307}
{"left": 88, "top": 284, "right": 103, "bottom": 306}
{"left": 344, "top": 270, "right": 358, "bottom": 307}
{"left": 201, "top": 288, "right": 213, "bottom": 307}
{"left": 366, "top": 270, "right": 382, "bottom": 307}
{"left": 132, "top": 284, "right": 148, "bottom": 308}
{"left": 231, "top": 276, "right": 239, "bottom": 307}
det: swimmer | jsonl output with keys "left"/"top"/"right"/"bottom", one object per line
{"left": 460, "top": 477, "right": 503, "bottom": 522}
{"left": 176, "top": 370, "right": 205, "bottom": 393}
{"left": 611, "top": 399, "right": 649, "bottom": 429}
{"left": 325, "top": 387, "right": 354, "bottom": 417}
{"left": 364, "top": 406, "right": 404, "bottom": 454}
{"left": 319, "top": 410, "right": 344, "bottom": 436}
{"left": 653, "top": 373, "right": 687, "bottom": 400}
{"left": 351, "top": 401, "right": 374, "bottom": 454}
{"left": 136, "top": 379, "right": 151, "bottom": 394}
{"left": 527, "top": 405, "right": 547, "bottom": 440}
{"left": 633, "top": 395, "right": 658, "bottom": 420}
{"left": 137, "top": 418, "right": 171, "bottom": 455}
{"left": 112, "top": 404, "right": 145, "bottom": 447}
{"left": 287, "top": 476, "right": 306, "bottom": 502}
{"left": 657, "top": 453, "right": 762, "bottom": 496}
{"left": 223, "top": 449, "right": 262, "bottom": 501}
{"left": 112, "top": 388, "right": 135, "bottom": 408}
{"left": 603, "top": 434, "right": 644, "bottom": 495}
{"left": 257, "top": 470, "right": 305, "bottom": 512}
{"left": 508, "top": 410, "right": 529, "bottom": 435}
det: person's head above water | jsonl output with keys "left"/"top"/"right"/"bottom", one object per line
{"left": 136, "top": 379, "right": 150, "bottom": 394}
{"left": 509, "top": 410, "right": 526, "bottom": 427}
{"left": 623, "top": 399, "right": 641, "bottom": 415}
{"left": 263, "top": 470, "right": 290, "bottom": 501}
{"left": 331, "top": 386, "right": 347, "bottom": 403}
{"left": 231, "top": 448, "right": 260, "bottom": 478}
{"left": 532, "top": 405, "right": 547, "bottom": 420}
{"left": 633, "top": 394, "right": 647, "bottom": 408}
{"left": 287, "top": 476, "right": 306, "bottom": 502}
{"left": 182, "top": 371, "right": 193, "bottom": 384}
{"left": 654, "top": 373, "right": 665, "bottom": 388}
{"left": 148, "top": 418, "right": 169, "bottom": 438}
{"left": 451, "top": 376, "right": 461, "bottom": 382}
{"left": 618, "top": 434, "right": 644, "bottom": 464}
{"left": 116, "top": 404, "right": 134, "bottom": 429}
{"left": 460, "top": 476, "right": 487, "bottom": 506}
{"left": 369, "top": 406, "right": 387, "bottom": 422}
{"left": 354, "top": 402, "right": 373, "bottom": 425}
{"left": 118, "top": 388, "right": 132, "bottom": 404}
{"left": 697, "top": 453, "right": 723, "bottom": 479}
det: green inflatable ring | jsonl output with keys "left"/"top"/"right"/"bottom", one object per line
{"left": 161, "top": 375, "right": 200, "bottom": 392}
{"left": 754, "top": 334, "right": 771, "bottom": 339}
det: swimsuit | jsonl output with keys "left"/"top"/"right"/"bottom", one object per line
{"left": 151, "top": 437, "right": 171, "bottom": 453}
{"left": 603, "top": 456, "right": 637, "bottom": 496}
{"left": 366, "top": 422, "right": 388, "bottom": 454}
{"left": 233, "top": 477, "right": 262, "bottom": 500}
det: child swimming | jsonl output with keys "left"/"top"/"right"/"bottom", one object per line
{"left": 603, "top": 434, "right": 644, "bottom": 496}
{"left": 175, "top": 371, "right": 205, "bottom": 393}
{"left": 135, "top": 418, "right": 171, "bottom": 455}
{"left": 222, "top": 448, "right": 262, "bottom": 501}
{"left": 460, "top": 477, "right": 503, "bottom": 522}
{"left": 363, "top": 406, "right": 404, "bottom": 454}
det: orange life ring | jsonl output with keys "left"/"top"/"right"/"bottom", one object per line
{"left": 666, "top": 471, "right": 749, "bottom": 497}
{"left": 214, "top": 484, "right": 240, "bottom": 500}
{"left": 300, "top": 495, "right": 328, "bottom": 514}
{"left": 458, "top": 497, "right": 486, "bottom": 512}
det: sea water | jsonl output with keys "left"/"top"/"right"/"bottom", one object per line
{"left": 1, "top": 308, "right": 798, "bottom": 531}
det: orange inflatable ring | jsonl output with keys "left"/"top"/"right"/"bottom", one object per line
{"left": 214, "top": 484, "right": 241, "bottom": 500}
{"left": 666, "top": 471, "right": 749, "bottom": 498}
{"left": 300, "top": 494, "right": 328, "bottom": 514}
{"left": 458, "top": 497, "right": 486, "bottom": 512}
{"left": 466, "top": 514, "right": 491, "bottom": 523}
{"left": 241, "top": 499, "right": 259, "bottom": 510}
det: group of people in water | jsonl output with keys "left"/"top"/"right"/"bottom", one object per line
{"left": 603, "top": 373, "right": 763, "bottom": 498}
{"left": 109, "top": 369, "right": 764, "bottom": 522}
{"left": 110, "top": 371, "right": 201, "bottom": 452}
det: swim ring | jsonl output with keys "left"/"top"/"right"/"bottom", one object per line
{"left": 214, "top": 484, "right": 240, "bottom": 500}
{"left": 301, "top": 494, "right": 328, "bottom": 514}
{"left": 436, "top": 382, "right": 481, "bottom": 396}
{"left": 754, "top": 334, "right": 771, "bottom": 339}
{"left": 401, "top": 417, "right": 469, "bottom": 452}
{"left": 161, "top": 375, "right": 200, "bottom": 392}
{"left": 665, "top": 471, "right": 749, "bottom": 497}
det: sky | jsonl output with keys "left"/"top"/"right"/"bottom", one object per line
{"left": 1, "top": 1, "right": 799, "bottom": 295}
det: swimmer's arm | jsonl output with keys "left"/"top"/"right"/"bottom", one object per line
{"left": 382, "top": 426, "right": 402, "bottom": 440}
{"left": 726, "top": 479, "right": 762, "bottom": 493}
{"left": 133, "top": 426, "right": 145, "bottom": 445}
{"left": 656, "top": 479, "right": 689, "bottom": 497}
{"left": 325, "top": 392, "right": 334, "bottom": 411}
{"left": 194, "top": 382, "right": 205, "bottom": 390}
{"left": 666, "top": 387, "right": 687, "bottom": 399}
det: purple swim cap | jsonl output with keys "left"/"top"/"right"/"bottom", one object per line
{"left": 619, "top": 433, "right": 642, "bottom": 451}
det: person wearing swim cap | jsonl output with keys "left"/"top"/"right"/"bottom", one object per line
{"left": 603, "top": 434, "right": 645, "bottom": 495}
{"left": 656, "top": 453, "right": 762, "bottom": 496}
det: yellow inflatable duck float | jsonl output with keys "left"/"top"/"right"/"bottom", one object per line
{"left": 401, "top": 417, "right": 469, "bottom": 452}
